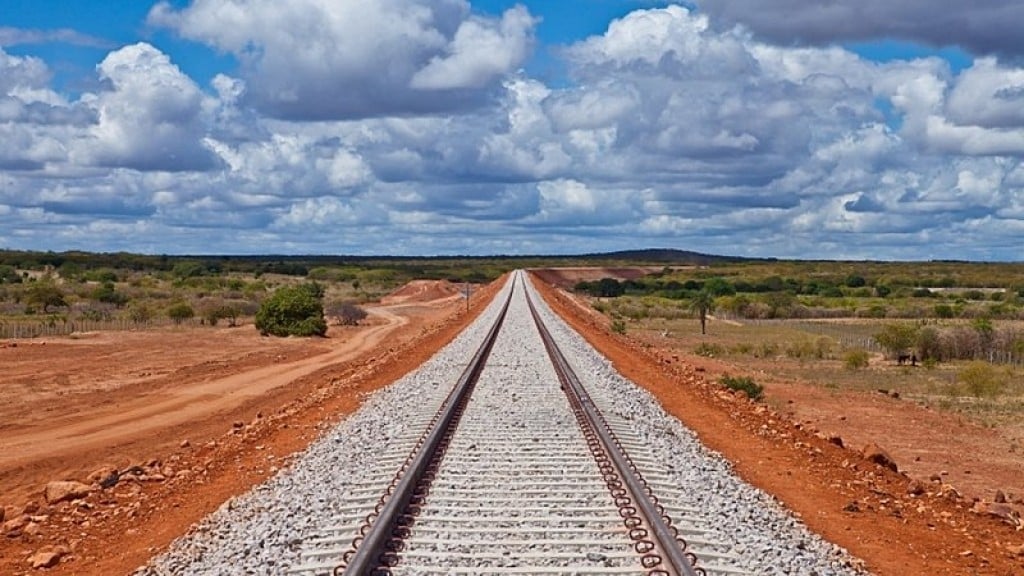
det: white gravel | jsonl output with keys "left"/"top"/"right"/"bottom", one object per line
{"left": 135, "top": 272, "right": 867, "bottom": 576}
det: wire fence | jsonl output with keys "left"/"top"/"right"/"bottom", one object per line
{"left": 724, "top": 316, "right": 1024, "bottom": 368}
{"left": 0, "top": 317, "right": 191, "bottom": 339}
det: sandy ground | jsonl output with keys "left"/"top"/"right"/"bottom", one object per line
{"left": 0, "top": 306, "right": 412, "bottom": 505}
{"left": 1, "top": 273, "right": 1022, "bottom": 575}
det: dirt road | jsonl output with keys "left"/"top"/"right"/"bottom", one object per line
{"left": 0, "top": 307, "right": 406, "bottom": 473}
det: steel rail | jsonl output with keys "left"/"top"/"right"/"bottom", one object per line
{"left": 523, "top": 280, "right": 703, "bottom": 576}
{"left": 337, "top": 281, "right": 515, "bottom": 576}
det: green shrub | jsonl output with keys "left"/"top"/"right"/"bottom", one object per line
{"left": 610, "top": 319, "right": 627, "bottom": 334}
{"left": 720, "top": 375, "right": 764, "bottom": 400}
{"left": 843, "top": 349, "right": 870, "bottom": 370}
{"left": 255, "top": 283, "right": 327, "bottom": 337}
{"left": 92, "top": 281, "right": 129, "bottom": 307}
{"left": 167, "top": 302, "right": 194, "bottom": 324}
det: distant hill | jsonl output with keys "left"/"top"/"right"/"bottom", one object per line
{"left": 577, "top": 248, "right": 754, "bottom": 265}
{"left": 0, "top": 247, "right": 753, "bottom": 271}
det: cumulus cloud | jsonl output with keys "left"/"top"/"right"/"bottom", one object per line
{"left": 411, "top": 6, "right": 535, "bottom": 89}
{"left": 73, "top": 43, "right": 221, "bottom": 171}
{"left": 0, "top": 48, "right": 81, "bottom": 170}
{"left": 946, "top": 58, "right": 1024, "bottom": 128}
{"left": 532, "top": 179, "right": 637, "bottom": 226}
{"left": 148, "top": 0, "right": 536, "bottom": 120}
{"left": 697, "top": 0, "right": 1024, "bottom": 57}
{"left": 557, "top": 6, "right": 880, "bottom": 193}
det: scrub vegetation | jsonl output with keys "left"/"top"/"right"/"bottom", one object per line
{"left": 573, "top": 259, "right": 1024, "bottom": 428}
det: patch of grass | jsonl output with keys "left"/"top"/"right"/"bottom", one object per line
{"left": 957, "top": 361, "right": 1006, "bottom": 398}
{"left": 720, "top": 374, "right": 764, "bottom": 401}
{"left": 731, "top": 342, "right": 753, "bottom": 355}
{"left": 784, "top": 337, "right": 834, "bottom": 361}
{"left": 694, "top": 342, "right": 724, "bottom": 357}
{"left": 754, "top": 342, "right": 779, "bottom": 358}
{"left": 610, "top": 319, "right": 627, "bottom": 334}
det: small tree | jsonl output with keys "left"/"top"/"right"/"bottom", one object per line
{"left": 127, "top": 303, "right": 154, "bottom": 324}
{"left": 255, "top": 283, "right": 326, "bottom": 337}
{"left": 217, "top": 304, "right": 241, "bottom": 327}
{"left": 167, "top": 302, "right": 195, "bottom": 325}
{"left": 873, "top": 323, "right": 919, "bottom": 359}
{"left": 844, "top": 274, "right": 867, "bottom": 288}
{"left": 703, "top": 277, "right": 735, "bottom": 297}
{"left": 25, "top": 279, "right": 67, "bottom": 313}
{"left": 916, "top": 326, "right": 942, "bottom": 361}
{"left": 0, "top": 265, "right": 20, "bottom": 284}
{"left": 595, "top": 278, "right": 625, "bottom": 297}
{"left": 328, "top": 301, "right": 368, "bottom": 326}
{"left": 688, "top": 290, "right": 715, "bottom": 335}
{"left": 92, "top": 281, "right": 129, "bottom": 307}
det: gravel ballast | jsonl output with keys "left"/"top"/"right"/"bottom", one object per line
{"left": 135, "top": 273, "right": 866, "bottom": 575}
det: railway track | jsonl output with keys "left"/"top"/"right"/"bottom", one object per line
{"left": 290, "top": 272, "right": 740, "bottom": 575}
{"left": 138, "top": 272, "right": 862, "bottom": 576}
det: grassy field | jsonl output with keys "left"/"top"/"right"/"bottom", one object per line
{"left": 622, "top": 309, "right": 1024, "bottom": 431}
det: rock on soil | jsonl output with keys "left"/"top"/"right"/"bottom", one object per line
{"left": 44, "top": 481, "right": 93, "bottom": 504}
{"left": 862, "top": 443, "right": 898, "bottom": 472}
{"left": 28, "top": 545, "right": 69, "bottom": 569}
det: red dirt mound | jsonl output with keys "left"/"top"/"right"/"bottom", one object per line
{"left": 532, "top": 267, "right": 666, "bottom": 289}
{"left": 380, "top": 279, "right": 462, "bottom": 305}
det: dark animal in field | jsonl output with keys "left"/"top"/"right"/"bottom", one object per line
{"left": 897, "top": 354, "right": 917, "bottom": 366}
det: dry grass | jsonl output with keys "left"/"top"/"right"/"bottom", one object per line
{"left": 630, "top": 314, "right": 1024, "bottom": 431}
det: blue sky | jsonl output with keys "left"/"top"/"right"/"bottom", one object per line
{"left": 1, "top": 1, "right": 1023, "bottom": 259}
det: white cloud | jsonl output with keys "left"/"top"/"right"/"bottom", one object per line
{"left": 411, "top": 6, "right": 535, "bottom": 90}
{"left": 567, "top": 5, "right": 709, "bottom": 67}
{"left": 545, "top": 82, "right": 639, "bottom": 132}
{"left": 922, "top": 115, "right": 1024, "bottom": 156}
{"left": 72, "top": 43, "right": 220, "bottom": 171}
{"left": 273, "top": 196, "right": 363, "bottom": 228}
{"left": 946, "top": 57, "right": 1024, "bottom": 128}
{"left": 149, "top": 0, "right": 535, "bottom": 119}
